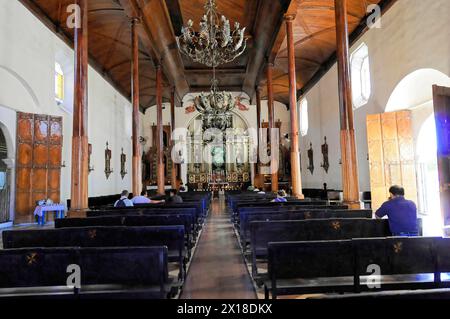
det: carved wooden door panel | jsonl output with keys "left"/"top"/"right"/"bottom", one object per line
{"left": 15, "top": 112, "right": 34, "bottom": 221}
{"left": 433, "top": 85, "right": 450, "bottom": 226}
{"left": 15, "top": 112, "right": 63, "bottom": 223}
{"left": 367, "top": 111, "right": 418, "bottom": 211}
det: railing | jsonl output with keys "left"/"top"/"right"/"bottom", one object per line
{"left": 0, "top": 169, "right": 11, "bottom": 223}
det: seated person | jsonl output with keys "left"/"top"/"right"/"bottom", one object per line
{"left": 179, "top": 182, "right": 188, "bottom": 193}
{"left": 272, "top": 190, "right": 288, "bottom": 203}
{"left": 114, "top": 190, "right": 134, "bottom": 208}
{"left": 131, "top": 191, "right": 165, "bottom": 205}
{"left": 167, "top": 189, "right": 184, "bottom": 204}
{"left": 375, "top": 185, "right": 418, "bottom": 236}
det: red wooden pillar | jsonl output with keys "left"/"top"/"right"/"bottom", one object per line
{"left": 131, "top": 17, "right": 141, "bottom": 197}
{"left": 335, "top": 0, "right": 360, "bottom": 208}
{"left": 254, "top": 87, "right": 262, "bottom": 188}
{"left": 170, "top": 88, "right": 178, "bottom": 189}
{"left": 156, "top": 64, "right": 165, "bottom": 195}
{"left": 285, "top": 14, "right": 304, "bottom": 199}
{"left": 267, "top": 63, "right": 279, "bottom": 192}
{"left": 70, "top": 0, "right": 89, "bottom": 213}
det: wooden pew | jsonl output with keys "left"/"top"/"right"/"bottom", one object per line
{"left": 264, "top": 236, "right": 443, "bottom": 299}
{"left": 238, "top": 209, "right": 372, "bottom": 248}
{"left": 3, "top": 226, "right": 186, "bottom": 281}
{"left": 55, "top": 214, "right": 197, "bottom": 248}
{"left": 0, "top": 247, "right": 171, "bottom": 299}
{"left": 250, "top": 218, "right": 390, "bottom": 278}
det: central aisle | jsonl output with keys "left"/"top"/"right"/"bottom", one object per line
{"left": 180, "top": 196, "right": 257, "bottom": 299}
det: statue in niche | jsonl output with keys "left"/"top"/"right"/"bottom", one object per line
{"left": 120, "top": 148, "right": 127, "bottom": 180}
{"left": 321, "top": 136, "right": 330, "bottom": 173}
{"left": 307, "top": 142, "right": 314, "bottom": 175}
{"left": 104, "top": 142, "right": 113, "bottom": 179}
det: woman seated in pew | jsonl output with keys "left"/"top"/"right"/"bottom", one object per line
{"left": 375, "top": 185, "right": 418, "bottom": 237}
{"left": 272, "top": 190, "right": 288, "bottom": 203}
{"left": 132, "top": 191, "right": 165, "bottom": 205}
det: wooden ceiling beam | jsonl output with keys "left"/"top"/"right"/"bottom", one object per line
{"left": 242, "top": 0, "right": 293, "bottom": 99}
{"left": 129, "top": 0, "right": 189, "bottom": 107}
{"left": 297, "top": 0, "right": 397, "bottom": 98}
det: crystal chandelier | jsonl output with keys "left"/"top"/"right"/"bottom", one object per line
{"left": 176, "top": 0, "right": 247, "bottom": 67}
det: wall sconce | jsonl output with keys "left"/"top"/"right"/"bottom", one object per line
{"left": 88, "top": 143, "right": 94, "bottom": 174}
{"left": 104, "top": 142, "right": 113, "bottom": 179}
{"left": 120, "top": 148, "right": 128, "bottom": 180}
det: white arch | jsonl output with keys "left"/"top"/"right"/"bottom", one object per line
{"left": 0, "top": 65, "right": 40, "bottom": 112}
{"left": 385, "top": 68, "right": 450, "bottom": 112}
{"left": 0, "top": 121, "right": 14, "bottom": 160}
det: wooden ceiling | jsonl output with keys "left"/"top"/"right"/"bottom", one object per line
{"left": 20, "top": 0, "right": 395, "bottom": 110}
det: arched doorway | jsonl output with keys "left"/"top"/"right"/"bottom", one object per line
{"left": 0, "top": 126, "right": 11, "bottom": 223}
{"left": 416, "top": 115, "right": 441, "bottom": 235}
{"left": 385, "top": 68, "right": 450, "bottom": 235}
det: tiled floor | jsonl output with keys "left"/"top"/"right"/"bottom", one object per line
{"left": 180, "top": 197, "right": 257, "bottom": 299}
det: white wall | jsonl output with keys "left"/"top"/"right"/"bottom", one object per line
{"left": 300, "top": 0, "right": 450, "bottom": 192}
{"left": 0, "top": 1, "right": 134, "bottom": 219}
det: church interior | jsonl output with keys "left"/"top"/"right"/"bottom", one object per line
{"left": 0, "top": 0, "right": 450, "bottom": 302}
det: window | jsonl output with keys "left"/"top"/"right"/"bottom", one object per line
{"left": 350, "top": 43, "right": 371, "bottom": 108}
{"left": 55, "top": 62, "right": 64, "bottom": 104}
{"left": 299, "top": 98, "right": 309, "bottom": 136}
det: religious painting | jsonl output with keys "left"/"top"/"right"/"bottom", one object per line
{"left": 321, "top": 136, "right": 330, "bottom": 173}
{"left": 235, "top": 97, "right": 250, "bottom": 111}
{"left": 185, "top": 105, "right": 196, "bottom": 114}
{"left": 104, "top": 142, "right": 113, "bottom": 179}
{"left": 120, "top": 148, "right": 127, "bottom": 180}
{"left": 307, "top": 142, "right": 314, "bottom": 175}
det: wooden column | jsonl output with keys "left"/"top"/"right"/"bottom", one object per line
{"left": 170, "top": 88, "right": 178, "bottom": 189}
{"left": 131, "top": 18, "right": 141, "bottom": 197}
{"left": 335, "top": 0, "right": 360, "bottom": 208}
{"left": 285, "top": 15, "right": 304, "bottom": 199}
{"left": 70, "top": 0, "right": 89, "bottom": 213}
{"left": 253, "top": 87, "right": 262, "bottom": 188}
{"left": 267, "top": 63, "right": 279, "bottom": 192}
{"left": 156, "top": 64, "right": 165, "bottom": 195}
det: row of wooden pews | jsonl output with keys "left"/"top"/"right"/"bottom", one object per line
{"left": 0, "top": 192, "right": 211, "bottom": 299}
{"left": 226, "top": 191, "right": 448, "bottom": 300}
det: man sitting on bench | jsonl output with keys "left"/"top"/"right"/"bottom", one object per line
{"left": 114, "top": 190, "right": 134, "bottom": 208}
{"left": 132, "top": 191, "right": 165, "bottom": 205}
{"left": 272, "top": 190, "right": 287, "bottom": 203}
{"left": 375, "top": 185, "right": 418, "bottom": 237}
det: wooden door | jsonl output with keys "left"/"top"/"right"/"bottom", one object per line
{"left": 367, "top": 111, "right": 418, "bottom": 211}
{"left": 433, "top": 85, "right": 450, "bottom": 226}
{"left": 15, "top": 112, "right": 63, "bottom": 223}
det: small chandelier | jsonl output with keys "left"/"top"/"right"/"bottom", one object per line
{"left": 177, "top": 0, "right": 247, "bottom": 67}
{"left": 194, "top": 79, "right": 235, "bottom": 132}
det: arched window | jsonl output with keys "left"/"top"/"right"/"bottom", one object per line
{"left": 55, "top": 62, "right": 64, "bottom": 104}
{"left": 350, "top": 43, "right": 371, "bottom": 108}
{"left": 299, "top": 98, "right": 309, "bottom": 136}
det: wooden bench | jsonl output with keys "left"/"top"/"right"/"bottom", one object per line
{"left": 0, "top": 247, "right": 172, "bottom": 299}
{"left": 265, "top": 236, "right": 446, "bottom": 299}
{"left": 3, "top": 226, "right": 187, "bottom": 281}
{"left": 56, "top": 214, "right": 197, "bottom": 248}
{"left": 250, "top": 218, "right": 391, "bottom": 278}
{"left": 238, "top": 209, "right": 372, "bottom": 247}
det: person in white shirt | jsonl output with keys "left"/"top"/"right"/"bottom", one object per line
{"left": 131, "top": 191, "right": 151, "bottom": 205}
{"left": 132, "top": 191, "right": 165, "bottom": 205}
{"left": 114, "top": 190, "right": 134, "bottom": 208}
{"left": 179, "top": 182, "right": 188, "bottom": 193}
